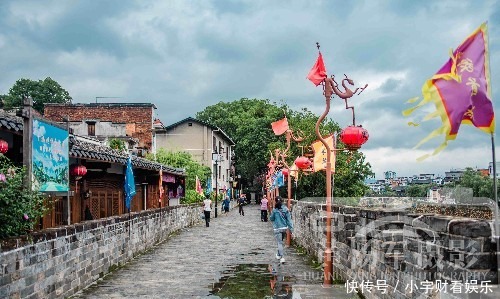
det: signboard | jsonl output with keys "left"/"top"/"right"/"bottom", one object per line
{"left": 163, "top": 173, "right": 176, "bottom": 183}
{"left": 32, "top": 119, "right": 69, "bottom": 192}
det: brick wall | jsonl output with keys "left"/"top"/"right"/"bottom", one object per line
{"left": 44, "top": 104, "right": 154, "bottom": 149}
{"left": 291, "top": 201, "right": 499, "bottom": 299}
{"left": 0, "top": 205, "right": 202, "bottom": 299}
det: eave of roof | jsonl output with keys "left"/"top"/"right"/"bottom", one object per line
{"left": 0, "top": 109, "right": 183, "bottom": 175}
{"left": 0, "top": 110, "right": 23, "bottom": 134}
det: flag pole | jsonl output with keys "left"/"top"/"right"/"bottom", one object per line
{"left": 485, "top": 21, "right": 500, "bottom": 285}
{"left": 491, "top": 133, "right": 500, "bottom": 286}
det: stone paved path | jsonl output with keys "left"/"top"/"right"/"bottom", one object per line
{"left": 71, "top": 204, "right": 354, "bottom": 298}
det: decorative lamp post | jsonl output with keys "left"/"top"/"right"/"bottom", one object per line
{"left": 0, "top": 139, "right": 8, "bottom": 154}
{"left": 272, "top": 126, "right": 304, "bottom": 245}
{"left": 309, "top": 42, "right": 368, "bottom": 286}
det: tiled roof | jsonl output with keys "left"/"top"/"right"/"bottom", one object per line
{"left": 0, "top": 110, "right": 23, "bottom": 134}
{"left": 0, "top": 109, "right": 184, "bottom": 175}
{"left": 45, "top": 103, "right": 157, "bottom": 109}
{"left": 70, "top": 136, "right": 185, "bottom": 175}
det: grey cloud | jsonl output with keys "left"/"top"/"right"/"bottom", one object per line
{"left": 1, "top": 0, "right": 499, "bottom": 176}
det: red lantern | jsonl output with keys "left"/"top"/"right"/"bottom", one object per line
{"left": 294, "top": 156, "right": 312, "bottom": 170}
{"left": 70, "top": 164, "right": 87, "bottom": 177}
{"left": 340, "top": 125, "right": 369, "bottom": 150}
{"left": 0, "top": 139, "right": 8, "bottom": 154}
{"left": 282, "top": 168, "right": 289, "bottom": 177}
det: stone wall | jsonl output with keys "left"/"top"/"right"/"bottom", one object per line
{"left": 0, "top": 205, "right": 201, "bottom": 299}
{"left": 291, "top": 201, "right": 498, "bottom": 299}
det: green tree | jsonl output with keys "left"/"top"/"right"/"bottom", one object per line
{"left": 108, "top": 139, "right": 127, "bottom": 152}
{"left": 456, "top": 167, "right": 493, "bottom": 199}
{"left": 147, "top": 149, "right": 211, "bottom": 204}
{"left": 406, "top": 184, "right": 431, "bottom": 198}
{"left": 2, "top": 77, "right": 72, "bottom": 114}
{"left": 0, "top": 155, "right": 50, "bottom": 239}
{"left": 196, "top": 98, "right": 373, "bottom": 198}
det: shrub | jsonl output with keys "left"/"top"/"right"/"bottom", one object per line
{"left": 0, "top": 155, "right": 49, "bottom": 239}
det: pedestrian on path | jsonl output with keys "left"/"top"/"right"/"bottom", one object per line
{"left": 202, "top": 197, "right": 212, "bottom": 227}
{"left": 222, "top": 196, "right": 230, "bottom": 214}
{"left": 260, "top": 195, "right": 268, "bottom": 222}
{"left": 238, "top": 194, "right": 245, "bottom": 216}
{"left": 270, "top": 196, "right": 293, "bottom": 263}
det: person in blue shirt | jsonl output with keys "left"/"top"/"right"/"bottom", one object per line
{"left": 269, "top": 196, "right": 294, "bottom": 263}
{"left": 222, "top": 196, "right": 230, "bottom": 213}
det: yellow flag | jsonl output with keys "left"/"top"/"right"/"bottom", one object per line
{"left": 311, "top": 135, "right": 335, "bottom": 172}
{"left": 289, "top": 163, "right": 298, "bottom": 179}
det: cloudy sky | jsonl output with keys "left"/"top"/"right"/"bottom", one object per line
{"left": 1, "top": 0, "right": 499, "bottom": 178}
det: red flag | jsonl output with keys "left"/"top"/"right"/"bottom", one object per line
{"left": 195, "top": 176, "right": 203, "bottom": 195}
{"left": 159, "top": 169, "right": 164, "bottom": 202}
{"left": 271, "top": 117, "right": 289, "bottom": 135}
{"left": 307, "top": 52, "right": 327, "bottom": 86}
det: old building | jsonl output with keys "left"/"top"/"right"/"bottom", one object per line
{"left": 1, "top": 108, "right": 185, "bottom": 229}
{"left": 156, "top": 117, "right": 235, "bottom": 194}
{"left": 44, "top": 103, "right": 157, "bottom": 156}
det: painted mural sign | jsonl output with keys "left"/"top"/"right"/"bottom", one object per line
{"left": 32, "top": 119, "right": 69, "bottom": 192}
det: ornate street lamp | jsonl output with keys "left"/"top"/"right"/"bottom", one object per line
{"left": 309, "top": 43, "right": 369, "bottom": 286}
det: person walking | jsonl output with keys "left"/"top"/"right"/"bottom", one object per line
{"left": 238, "top": 194, "right": 245, "bottom": 216}
{"left": 222, "top": 196, "right": 230, "bottom": 214}
{"left": 269, "top": 196, "right": 293, "bottom": 263}
{"left": 202, "top": 197, "right": 212, "bottom": 227}
{"left": 260, "top": 195, "right": 268, "bottom": 222}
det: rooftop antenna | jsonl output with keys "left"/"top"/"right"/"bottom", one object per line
{"left": 95, "top": 96, "right": 122, "bottom": 103}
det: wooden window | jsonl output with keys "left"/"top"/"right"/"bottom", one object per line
{"left": 87, "top": 122, "right": 96, "bottom": 136}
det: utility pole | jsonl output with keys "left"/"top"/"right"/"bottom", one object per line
{"left": 212, "top": 152, "right": 219, "bottom": 218}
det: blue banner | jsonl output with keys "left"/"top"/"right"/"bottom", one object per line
{"left": 124, "top": 156, "right": 136, "bottom": 210}
{"left": 205, "top": 178, "right": 212, "bottom": 195}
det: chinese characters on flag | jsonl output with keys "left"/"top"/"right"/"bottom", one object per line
{"left": 403, "top": 22, "right": 494, "bottom": 160}
{"left": 311, "top": 134, "right": 336, "bottom": 172}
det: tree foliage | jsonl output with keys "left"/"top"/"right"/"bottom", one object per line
{"left": 2, "top": 77, "right": 72, "bottom": 114}
{"left": 456, "top": 167, "right": 494, "bottom": 199}
{"left": 406, "top": 184, "right": 432, "bottom": 198}
{"left": 0, "top": 155, "right": 50, "bottom": 239}
{"left": 108, "top": 139, "right": 127, "bottom": 152}
{"left": 147, "top": 149, "right": 211, "bottom": 203}
{"left": 196, "top": 98, "right": 373, "bottom": 198}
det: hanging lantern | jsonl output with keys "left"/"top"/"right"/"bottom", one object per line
{"left": 282, "top": 168, "right": 289, "bottom": 177}
{"left": 340, "top": 125, "right": 369, "bottom": 150}
{"left": 70, "top": 164, "right": 87, "bottom": 178}
{"left": 0, "top": 139, "right": 8, "bottom": 154}
{"left": 294, "top": 156, "right": 312, "bottom": 170}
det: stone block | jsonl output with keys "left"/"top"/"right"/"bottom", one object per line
{"left": 448, "top": 220, "right": 492, "bottom": 237}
